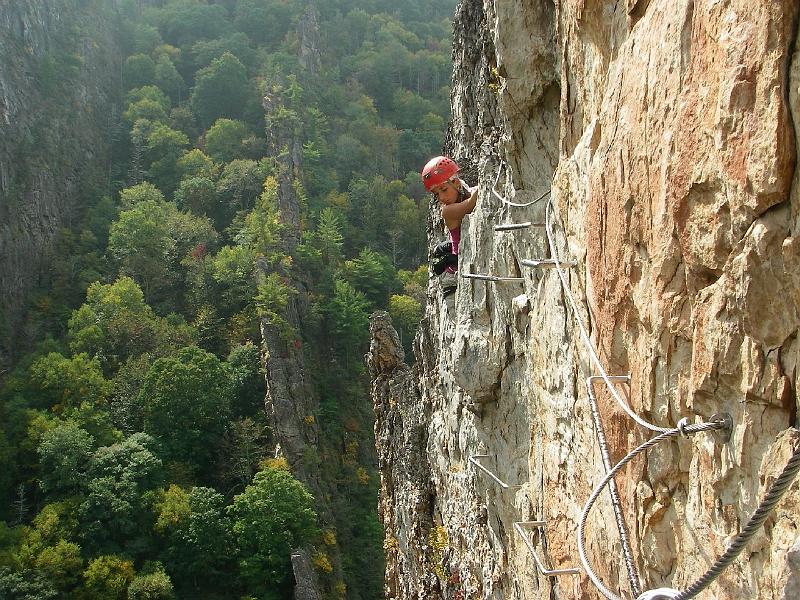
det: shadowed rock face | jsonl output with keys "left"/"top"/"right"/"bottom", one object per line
{"left": 371, "top": 1, "right": 800, "bottom": 599}
{"left": 0, "top": 1, "right": 120, "bottom": 365}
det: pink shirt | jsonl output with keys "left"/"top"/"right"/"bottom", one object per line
{"left": 448, "top": 226, "right": 461, "bottom": 255}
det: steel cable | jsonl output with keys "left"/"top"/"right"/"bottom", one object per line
{"left": 577, "top": 421, "right": 727, "bottom": 600}
{"left": 671, "top": 441, "right": 800, "bottom": 599}
{"left": 587, "top": 377, "right": 642, "bottom": 598}
{"left": 543, "top": 197, "right": 669, "bottom": 434}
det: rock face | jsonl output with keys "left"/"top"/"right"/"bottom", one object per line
{"left": 0, "top": 0, "right": 119, "bottom": 364}
{"left": 371, "top": 1, "right": 800, "bottom": 599}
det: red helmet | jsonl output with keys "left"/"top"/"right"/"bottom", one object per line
{"left": 421, "top": 156, "right": 459, "bottom": 191}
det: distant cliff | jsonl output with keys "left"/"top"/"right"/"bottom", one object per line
{"left": 371, "top": 1, "right": 800, "bottom": 599}
{"left": 0, "top": 0, "right": 120, "bottom": 364}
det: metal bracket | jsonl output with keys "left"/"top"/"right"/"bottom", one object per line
{"left": 495, "top": 222, "right": 545, "bottom": 231}
{"left": 710, "top": 412, "right": 733, "bottom": 444}
{"left": 520, "top": 258, "right": 576, "bottom": 269}
{"left": 469, "top": 455, "right": 522, "bottom": 490}
{"left": 493, "top": 188, "right": 551, "bottom": 208}
{"left": 462, "top": 273, "right": 524, "bottom": 283}
{"left": 514, "top": 521, "right": 581, "bottom": 576}
{"left": 588, "top": 374, "right": 631, "bottom": 385}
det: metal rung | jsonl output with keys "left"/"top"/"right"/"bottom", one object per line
{"left": 514, "top": 521, "right": 581, "bottom": 576}
{"left": 493, "top": 189, "right": 551, "bottom": 208}
{"left": 463, "top": 273, "right": 525, "bottom": 283}
{"left": 495, "top": 222, "right": 545, "bottom": 231}
{"left": 520, "top": 258, "right": 576, "bottom": 269}
{"left": 588, "top": 375, "right": 631, "bottom": 384}
{"left": 469, "top": 455, "right": 522, "bottom": 490}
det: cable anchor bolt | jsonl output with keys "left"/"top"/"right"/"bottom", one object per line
{"left": 710, "top": 412, "right": 733, "bottom": 444}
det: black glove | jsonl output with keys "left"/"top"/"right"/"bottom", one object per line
{"left": 432, "top": 253, "right": 458, "bottom": 276}
{"left": 432, "top": 241, "right": 453, "bottom": 258}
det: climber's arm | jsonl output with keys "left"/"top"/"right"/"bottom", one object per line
{"left": 441, "top": 185, "right": 478, "bottom": 230}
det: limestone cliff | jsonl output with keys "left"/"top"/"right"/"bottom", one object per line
{"left": 370, "top": 1, "right": 800, "bottom": 599}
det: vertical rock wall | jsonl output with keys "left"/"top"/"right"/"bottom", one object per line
{"left": 0, "top": 0, "right": 119, "bottom": 364}
{"left": 371, "top": 1, "right": 800, "bottom": 598}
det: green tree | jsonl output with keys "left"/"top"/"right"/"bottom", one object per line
{"left": 310, "top": 208, "right": 344, "bottom": 268}
{"left": 108, "top": 201, "right": 177, "bottom": 302}
{"left": 108, "top": 200, "right": 217, "bottom": 310}
{"left": 190, "top": 32, "right": 258, "bottom": 72}
{"left": 217, "top": 418, "right": 269, "bottom": 494}
{"left": 27, "top": 353, "right": 116, "bottom": 443}
{"left": 255, "top": 272, "right": 294, "bottom": 341}
{"left": 28, "top": 353, "right": 112, "bottom": 417}
{"left": 154, "top": 55, "right": 185, "bottom": 103}
{"left": 144, "top": 1, "right": 231, "bottom": 48}
{"left": 216, "top": 159, "right": 272, "bottom": 216}
{"left": 81, "top": 555, "right": 135, "bottom": 600}
{"left": 118, "top": 182, "right": 165, "bottom": 209}
{"left": 67, "top": 277, "right": 196, "bottom": 373}
{"left": 30, "top": 540, "right": 83, "bottom": 595}
{"left": 13, "top": 502, "right": 83, "bottom": 595}
{"left": 175, "top": 149, "right": 216, "bottom": 180}
{"left": 156, "top": 486, "right": 232, "bottom": 594}
{"left": 174, "top": 177, "right": 217, "bottom": 216}
{"left": 131, "top": 23, "right": 163, "bottom": 55}
{"left": 204, "top": 118, "right": 250, "bottom": 164}
{"left": 123, "top": 54, "right": 155, "bottom": 90}
{"left": 123, "top": 99, "right": 169, "bottom": 126}
{"left": 139, "top": 347, "right": 232, "bottom": 480}
{"left": 239, "top": 177, "right": 284, "bottom": 261}
{"left": 226, "top": 342, "right": 264, "bottom": 419}
{"left": 126, "top": 84, "right": 170, "bottom": 109}
{"left": 191, "top": 52, "right": 249, "bottom": 127}
{"left": 340, "top": 248, "right": 401, "bottom": 308}
{"left": 110, "top": 354, "right": 154, "bottom": 435}
{"left": 388, "top": 294, "right": 421, "bottom": 353}
{"left": 80, "top": 433, "right": 164, "bottom": 556}
{"left": 169, "top": 105, "right": 200, "bottom": 142}
{"left": 37, "top": 422, "right": 95, "bottom": 498}
{"left": 325, "top": 280, "right": 370, "bottom": 363}
{"left": 0, "top": 567, "right": 58, "bottom": 599}
{"left": 144, "top": 124, "right": 190, "bottom": 194}
{"left": 234, "top": 0, "right": 296, "bottom": 48}
{"left": 210, "top": 245, "right": 255, "bottom": 304}
{"left": 128, "top": 570, "right": 175, "bottom": 600}
{"left": 228, "top": 464, "right": 318, "bottom": 596}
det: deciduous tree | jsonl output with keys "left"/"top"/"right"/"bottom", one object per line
{"left": 228, "top": 465, "right": 318, "bottom": 596}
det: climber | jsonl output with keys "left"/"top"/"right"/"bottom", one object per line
{"left": 421, "top": 155, "right": 478, "bottom": 296}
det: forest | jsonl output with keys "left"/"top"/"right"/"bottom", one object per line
{"left": 0, "top": 0, "right": 455, "bottom": 598}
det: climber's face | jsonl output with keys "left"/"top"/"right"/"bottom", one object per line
{"left": 431, "top": 180, "right": 458, "bottom": 205}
